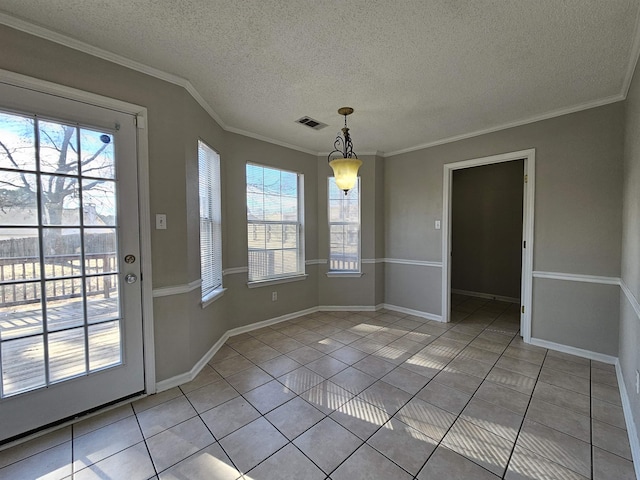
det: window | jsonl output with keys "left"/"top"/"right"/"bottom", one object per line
{"left": 328, "top": 176, "right": 360, "bottom": 272}
{"left": 246, "top": 163, "right": 304, "bottom": 282}
{"left": 198, "top": 141, "right": 222, "bottom": 300}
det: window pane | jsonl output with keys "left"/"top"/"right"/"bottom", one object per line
{"left": 246, "top": 164, "right": 303, "bottom": 282}
{"left": 328, "top": 177, "right": 360, "bottom": 271}
{"left": 198, "top": 141, "right": 222, "bottom": 296}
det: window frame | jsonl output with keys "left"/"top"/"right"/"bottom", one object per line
{"left": 197, "top": 140, "right": 224, "bottom": 306}
{"left": 246, "top": 162, "right": 306, "bottom": 286}
{"left": 327, "top": 176, "right": 361, "bottom": 275}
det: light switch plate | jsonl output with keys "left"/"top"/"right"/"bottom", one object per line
{"left": 435, "top": 220, "right": 441, "bottom": 230}
{"left": 156, "top": 214, "right": 167, "bottom": 230}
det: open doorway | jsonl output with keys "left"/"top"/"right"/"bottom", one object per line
{"left": 441, "top": 149, "right": 535, "bottom": 341}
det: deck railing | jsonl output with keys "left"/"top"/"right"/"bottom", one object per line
{"left": 0, "top": 253, "right": 117, "bottom": 307}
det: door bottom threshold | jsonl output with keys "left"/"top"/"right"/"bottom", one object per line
{"left": 0, "top": 390, "right": 146, "bottom": 449}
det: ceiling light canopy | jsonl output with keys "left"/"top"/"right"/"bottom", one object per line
{"left": 328, "top": 107, "right": 362, "bottom": 194}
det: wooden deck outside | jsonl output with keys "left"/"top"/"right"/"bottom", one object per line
{"left": 0, "top": 297, "right": 121, "bottom": 397}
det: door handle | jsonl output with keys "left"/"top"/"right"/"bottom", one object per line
{"left": 125, "top": 273, "right": 138, "bottom": 284}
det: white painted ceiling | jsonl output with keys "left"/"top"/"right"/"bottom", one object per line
{"left": 1, "top": 1, "right": 639, "bottom": 155}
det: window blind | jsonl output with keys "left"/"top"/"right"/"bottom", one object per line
{"left": 198, "top": 141, "right": 222, "bottom": 297}
{"left": 246, "top": 163, "right": 304, "bottom": 282}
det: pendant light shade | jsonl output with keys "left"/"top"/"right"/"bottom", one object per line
{"left": 329, "top": 157, "right": 363, "bottom": 191}
{"left": 328, "top": 107, "right": 361, "bottom": 194}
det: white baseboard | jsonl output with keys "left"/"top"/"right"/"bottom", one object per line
{"left": 319, "top": 305, "right": 379, "bottom": 312}
{"left": 451, "top": 288, "right": 519, "bottom": 304}
{"left": 156, "top": 333, "right": 230, "bottom": 392}
{"left": 226, "top": 307, "right": 318, "bottom": 337}
{"left": 156, "top": 306, "right": 318, "bottom": 392}
{"left": 529, "top": 337, "right": 617, "bottom": 364}
{"left": 616, "top": 360, "right": 640, "bottom": 480}
{"left": 383, "top": 303, "right": 443, "bottom": 323}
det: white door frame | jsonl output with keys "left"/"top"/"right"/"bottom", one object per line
{"left": 0, "top": 69, "right": 157, "bottom": 394}
{"left": 441, "top": 148, "right": 535, "bottom": 342}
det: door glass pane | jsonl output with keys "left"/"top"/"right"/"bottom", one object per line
{"left": 0, "top": 110, "right": 125, "bottom": 400}
{"left": 0, "top": 112, "right": 35, "bottom": 171}
{"left": 80, "top": 129, "right": 115, "bottom": 179}
{"left": 0, "top": 282, "right": 42, "bottom": 340}
{"left": 0, "top": 228, "right": 40, "bottom": 280}
{"left": 46, "top": 279, "right": 84, "bottom": 331}
{"left": 1, "top": 335, "right": 45, "bottom": 397}
{"left": 41, "top": 175, "right": 80, "bottom": 226}
{"left": 88, "top": 321, "right": 121, "bottom": 371}
{"left": 0, "top": 172, "right": 39, "bottom": 226}
{"left": 49, "top": 328, "right": 86, "bottom": 382}
{"left": 43, "top": 228, "right": 81, "bottom": 279}
{"left": 82, "top": 179, "right": 116, "bottom": 226}
{"left": 84, "top": 229, "right": 117, "bottom": 274}
{"left": 38, "top": 120, "right": 78, "bottom": 175}
{"left": 86, "top": 274, "right": 119, "bottom": 323}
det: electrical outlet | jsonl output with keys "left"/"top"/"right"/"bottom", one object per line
{"left": 636, "top": 370, "right": 639, "bottom": 395}
{"left": 271, "top": 291, "right": 277, "bottom": 302}
{"left": 435, "top": 220, "right": 441, "bottom": 230}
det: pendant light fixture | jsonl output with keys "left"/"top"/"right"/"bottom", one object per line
{"left": 328, "top": 107, "right": 362, "bottom": 194}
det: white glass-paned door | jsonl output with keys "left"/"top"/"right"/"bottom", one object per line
{"left": 0, "top": 81, "right": 144, "bottom": 442}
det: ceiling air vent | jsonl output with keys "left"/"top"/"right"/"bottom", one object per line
{"left": 296, "top": 116, "right": 328, "bottom": 130}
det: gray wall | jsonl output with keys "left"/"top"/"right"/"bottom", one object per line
{"left": 451, "top": 161, "right": 523, "bottom": 300}
{"left": 0, "top": 24, "right": 386, "bottom": 383}
{"left": 621, "top": 51, "right": 640, "bottom": 455}
{"left": 385, "top": 103, "right": 624, "bottom": 354}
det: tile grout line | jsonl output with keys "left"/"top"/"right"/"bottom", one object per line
{"left": 133, "top": 407, "right": 160, "bottom": 479}
{"left": 408, "top": 301, "right": 518, "bottom": 480}
{"left": 590, "top": 359, "right": 594, "bottom": 480}
{"left": 500, "top": 345, "right": 549, "bottom": 479}
{"left": 318, "top": 298, "right": 516, "bottom": 479}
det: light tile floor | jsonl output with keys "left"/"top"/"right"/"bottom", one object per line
{"left": 0, "top": 295, "right": 636, "bottom": 479}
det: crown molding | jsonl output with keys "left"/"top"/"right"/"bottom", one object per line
{"left": 225, "top": 126, "right": 317, "bottom": 156}
{"left": 1, "top": 12, "right": 635, "bottom": 159}
{"left": 385, "top": 94, "right": 625, "bottom": 157}
{"left": 623, "top": 0, "right": 640, "bottom": 97}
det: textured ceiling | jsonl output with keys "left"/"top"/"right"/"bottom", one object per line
{"left": 1, "top": 1, "right": 639, "bottom": 155}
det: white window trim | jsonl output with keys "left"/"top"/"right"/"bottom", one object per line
{"left": 328, "top": 176, "right": 361, "bottom": 273}
{"left": 201, "top": 287, "right": 227, "bottom": 308}
{"left": 246, "top": 162, "right": 306, "bottom": 283}
{"left": 326, "top": 272, "right": 364, "bottom": 278}
{"left": 247, "top": 274, "right": 308, "bottom": 288}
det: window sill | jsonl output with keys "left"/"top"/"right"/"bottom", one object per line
{"left": 326, "top": 272, "right": 363, "bottom": 278}
{"left": 201, "top": 287, "right": 227, "bottom": 308}
{"left": 247, "top": 274, "right": 308, "bottom": 289}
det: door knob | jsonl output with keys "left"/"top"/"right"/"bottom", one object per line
{"left": 125, "top": 273, "right": 137, "bottom": 284}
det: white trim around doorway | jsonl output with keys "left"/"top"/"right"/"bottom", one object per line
{"left": 441, "top": 148, "right": 535, "bottom": 342}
